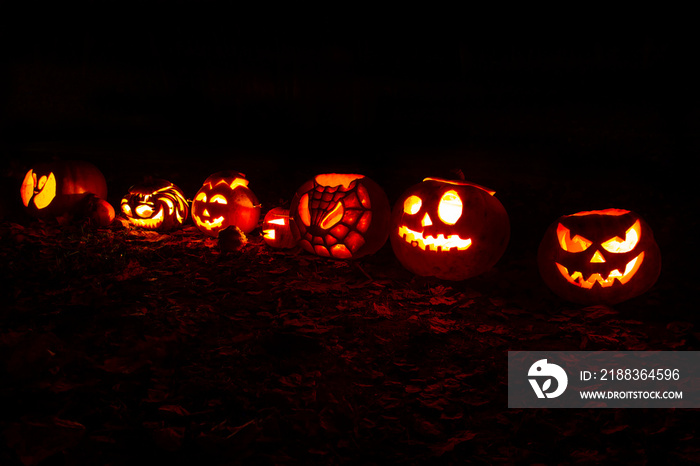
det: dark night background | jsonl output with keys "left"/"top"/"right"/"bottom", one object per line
{"left": 1, "top": 7, "right": 699, "bottom": 465}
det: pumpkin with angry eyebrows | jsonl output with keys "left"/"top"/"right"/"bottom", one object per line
{"left": 537, "top": 209, "right": 661, "bottom": 305}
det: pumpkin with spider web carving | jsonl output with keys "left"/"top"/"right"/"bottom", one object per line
{"left": 289, "top": 174, "right": 390, "bottom": 259}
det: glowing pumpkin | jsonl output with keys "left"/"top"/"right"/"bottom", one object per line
{"left": 20, "top": 160, "right": 108, "bottom": 219}
{"left": 289, "top": 174, "right": 390, "bottom": 259}
{"left": 390, "top": 177, "right": 510, "bottom": 281}
{"left": 120, "top": 177, "right": 189, "bottom": 231}
{"left": 537, "top": 208, "right": 661, "bottom": 305}
{"left": 192, "top": 171, "right": 261, "bottom": 237}
{"left": 262, "top": 207, "right": 298, "bottom": 249}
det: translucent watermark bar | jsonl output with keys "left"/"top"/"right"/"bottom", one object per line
{"left": 508, "top": 351, "right": 700, "bottom": 408}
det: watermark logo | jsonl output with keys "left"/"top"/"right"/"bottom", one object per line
{"left": 509, "top": 352, "right": 698, "bottom": 408}
{"left": 528, "top": 359, "right": 568, "bottom": 399}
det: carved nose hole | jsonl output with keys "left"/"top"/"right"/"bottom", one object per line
{"left": 590, "top": 250, "right": 606, "bottom": 263}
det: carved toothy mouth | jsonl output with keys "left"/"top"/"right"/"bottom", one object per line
{"left": 122, "top": 202, "right": 167, "bottom": 229}
{"left": 398, "top": 225, "right": 472, "bottom": 252}
{"left": 128, "top": 208, "right": 165, "bottom": 229}
{"left": 555, "top": 252, "right": 644, "bottom": 289}
{"left": 195, "top": 215, "right": 225, "bottom": 230}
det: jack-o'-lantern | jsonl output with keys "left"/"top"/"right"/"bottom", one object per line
{"left": 537, "top": 209, "right": 661, "bottom": 305}
{"left": 120, "top": 177, "right": 189, "bottom": 231}
{"left": 20, "top": 160, "right": 108, "bottom": 218}
{"left": 192, "top": 171, "right": 261, "bottom": 237}
{"left": 289, "top": 174, "right": 390, "bottom": 259}
{"left": 262, "top": 207, "right": 298, "bottom": 249}
{"left": 390, "top": 177, "right": 510, "bottom": 281}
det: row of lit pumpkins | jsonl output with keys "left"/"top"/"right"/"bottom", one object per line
{"left": 20, "top": 160, "right": 661, "bottom": 306}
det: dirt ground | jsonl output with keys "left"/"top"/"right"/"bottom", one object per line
{"left": 1, "top": 133, "right": 698, "bottom": 465}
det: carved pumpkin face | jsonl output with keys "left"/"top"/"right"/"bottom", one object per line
{"left": 289, "top": 174, "right": 390, "bottom": 259}
{"left": 192, "top": 171, "right": 260, "bottom": 237}
{"left": 537, "top": 209, "right": 661, "bottom": 305}
{"left": 390, "top": 178, "right": 510, "bottom": 281}
{"left": 120, "top": 177, "right": 189, "bottom": 230}
{"left": 20, "top": 160, "right": 108, "bottom": 218}
{"left": 262, "top": 207, "right": 297, "bottom": 249}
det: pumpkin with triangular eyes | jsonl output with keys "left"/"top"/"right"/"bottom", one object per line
{"left": 390, "top": 177, "right": 510, "bottom": 281}
{"left": 192, "top": 171, "right": 261, "bottom": 237}
{"left": 20, "top": 160, "right": 109, "bottom": 219}
{"left": 120, "top": 177, "right": 189, "bottom": 231}
{"left": 537, "top": 209, "right": 661, "bottom": 305}
{"left": 289, "top": 174, "right": 390, "bottom": 259}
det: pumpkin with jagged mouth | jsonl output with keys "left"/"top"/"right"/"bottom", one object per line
{"left": 390, "top": 177, "right": 510, "bottom": 281}
{"left": 537, "top": 209, "right": 661, "bottom": 305}
{"left": 120, "top": 177, "right": 189, "bottom": 231}
{"left": 192, "top": 171, "right": 260, "bottom": 237}
{"left": 289, "top": 174, "right": 390, "bottom": 259}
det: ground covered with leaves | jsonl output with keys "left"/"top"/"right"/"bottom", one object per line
{"left": 0, "top": 129, "right": 697, "bottom": 464}
{"left": 1, "top": 171, "right": 698, "bottom": 465}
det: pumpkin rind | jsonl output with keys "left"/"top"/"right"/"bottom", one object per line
{"left": 92, "top": 197, "right": 116, "bottom": 227}
{"left": 390, "top": 178, "right": 510, "bottom": 281}
{"left": 289, "top": 174, "right": 390, "bottom": 259}
{"left": 20, "top": 160, "right": 108, "bottom": 218}
{"left": 537, "top": 209, "right": 661, "bottom": 305}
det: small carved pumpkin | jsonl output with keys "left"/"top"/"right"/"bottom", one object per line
{"left": 120, "top": 177, "right": 189, "bottom": 230}
{"left": 192, "top": 171, "right": 261, "bottom": 237}
{"left": 262, "top": 207, "right": 297, "bottom": 249}
{"left": 20, "top": 160, "right": 108, "bottom": 219}
{"left": 390, "top": 177, "right": 510, "bottom": 280}
{"left": 537, "top": 208, "right": 661, "bottom": 305}
{"left": 289, "top": 174, "right": 390, "bottom": 259}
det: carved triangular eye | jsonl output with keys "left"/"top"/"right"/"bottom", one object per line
{"left": 403, "top": 195, "right": 422, "bottom": 215}
{"left": 557, "top": 223, "right": 592, "bottom": 252}
{"left": 601, "top": 220, "right": 641, "bottom": 253}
